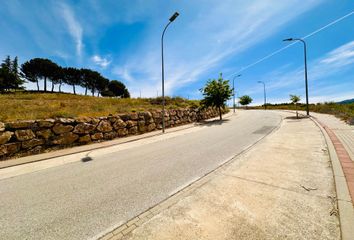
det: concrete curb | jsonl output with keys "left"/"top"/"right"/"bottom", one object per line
{"left": 304, "top": 114, "right": 354, "bottom": 240}
{"left": 95, "top": 113, "right": 284, "bottom": 240}
{"left": 0, "top": 112, "right": 234, "bottom": 170}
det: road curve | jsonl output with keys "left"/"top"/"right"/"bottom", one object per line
{"left": 0, "top": 110, "right": 281, "bottom": 240}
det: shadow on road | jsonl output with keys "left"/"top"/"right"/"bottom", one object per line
{"left": 197, "top": 119, "right": 230, "bottom": 127}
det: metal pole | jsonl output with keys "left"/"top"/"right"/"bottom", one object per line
{"left": 257, "top": 81, "right": 266, "bottom": 110}
{"left": 301, "top": 39, "right": 310, "bottom": 116}
{"left": 233, "top": 78, "right": 235, "bottom": 113}
{"left": 263, "top": 82, "right": 266, "bottom": 110}
{"left": 161, "top": 22, "right": 171, "bottom": 133}
{"left": 283, "top": 38, "right": 309, "bottom": 116}
{"left": 232, "top": 74, "right": 241, "bottom": 113}
{"left": 161, "top": 12, "right": 179, "bottom": 133}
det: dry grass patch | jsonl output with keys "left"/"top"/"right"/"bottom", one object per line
{"left": 0, "top": 92, "right": 200, "bottom": 122}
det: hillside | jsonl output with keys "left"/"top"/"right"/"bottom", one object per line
{"left": 0, "top": 92, "right": 200, "bottom": 122}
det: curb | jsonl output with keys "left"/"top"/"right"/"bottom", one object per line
{"left": 306, "top": 115, "right": 354, "bottom": 240}
{"left": 0, "top": 112, "right": 234, "bottom": 170}
{"left": 95, "top": 113, "right": 283, "bottom": 240}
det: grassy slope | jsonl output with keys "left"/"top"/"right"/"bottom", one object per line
{"left": 0, "top": 92, "right": 200, "bottom": 122}
{"left": 252, "top": 103, "right": 354, "bottom": 124}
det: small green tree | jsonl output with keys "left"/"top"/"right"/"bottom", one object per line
{"left": 239, "top": 95, "right": 253, "bottom": 108}
{"left": 200, "top": 73, "right": 232, "bottom": 120}
{"left": 290, "top": 94, "right": 301, "bottom": 118}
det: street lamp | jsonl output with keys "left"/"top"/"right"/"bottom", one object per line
{"left": 232, "top": 74, "right": 241, "bottom": 113}
{"left": 283, "top": 38, "right": 309, "bottom": 116}
{"left": 161, "top": 12, "right": 179, "bottom": 133}
{"left": 257, "top": 81, "right": 266, "bottom": 110}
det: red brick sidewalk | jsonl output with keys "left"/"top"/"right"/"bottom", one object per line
{"left": 316, "top": 119, "right": 354, "bottom": 205}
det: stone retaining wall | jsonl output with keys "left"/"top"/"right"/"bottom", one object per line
{"left": 0, "top": 108, "right": 224, "bottom": 160}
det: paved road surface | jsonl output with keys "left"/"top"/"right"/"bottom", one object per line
{"left": 0, "top": 110, "right": 281, "bottom": 240}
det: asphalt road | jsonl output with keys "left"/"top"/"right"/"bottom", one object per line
{"left": 0, "top": 110, "right": 281, "bottom": 240}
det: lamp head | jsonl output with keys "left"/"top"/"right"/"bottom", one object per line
{"left": 283, "top": 38, "right": 293, "bottom": 42}
{"left": 169, "top": 12, "right": 179, "bottom": 22}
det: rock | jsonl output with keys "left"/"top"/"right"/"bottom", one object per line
{"left": 97, "top": 120, "right": 113, "bottom": 132}
{"left": 75, "top": 116, "right": 92, "bottom": 123}
{"left": 152, "top": 111, "right": 162, "bottom": 119}
{"left": 52, "top": 132, "right": 79, "bottom": 145}
{"left": 128, "top": 126, "right": 138, "bottom": 135}
{"left": 117, "top": 128, "right": 128, "bottom": 137}
{"left": 6, "top": 120, "right": 36, "bottom": 129}
{"left": 36, "top": 129, "right": 53, "bottom": 139}
{"left": 79, "top": 134, "right": 91, "bottom": 143}
{"left": 138, "top": 121, "right": 146, "bottom": 132}
{"left": 147, "top": 123, "right": 156, "bottom": 132}
{"left": 15, "top": 129, "right": 35, "bottom": 141}
{"left": 126, "top": 120, "right": 137, "bottom": 128}
{"left": 130, "top": 113, "right": 139, "bottom": 120}
{"left": 113, "top": 119, "right": 127, "bottom": 130}
{"left": 22, "top": 138, "right": 45, "bottom": 149}
{"left": 91, "top": 132, "right": 103, "bottom": 141}
{"left": 91, "top": 118, "right": 100, "bottom": 124}
{"left": 37, "top": 119, "right": 55, "bottom": 128}
{"left": 52, "top": 123, "right": 74, "bottom": 134}
{"left": 56, "top": 118, "right": 75, "bottom": 124}
{"left": 7, "top": 142, "right": 21, "bottom": 154}
{"left": 107, "top": 116, "right": 118, "bottom": 123}
{"left": 0, "top": 145, "right": 7, "bottom": 156}
{"left": 0, "top": 131, "right": 13, "bottom": 144}
{"left": 73, "top": 123, "right": 97, "bottom": 134}
{"left": 119, "top": 114, "right": 130, "bottom": 121}
{"left": 104, "top": 131, "right": 117, "bottom": 140}
{"left": 27, "top": 146, "right": 43, "bottom": 155}
{"left": 0, "top": 122, "right": 5, "bottom": 132}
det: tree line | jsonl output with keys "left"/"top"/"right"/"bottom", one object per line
{"left": 0, "top": 56, "right": 130, "bottom": 98}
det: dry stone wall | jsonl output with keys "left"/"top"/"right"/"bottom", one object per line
{"left": 0, "top": 108, "right": 223, "bottom": 160}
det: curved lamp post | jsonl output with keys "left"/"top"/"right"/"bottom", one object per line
{"left": 161, "top": 12, "right": 179, "bottom": 133}
{"left": 257, "top": 81, "right": 266, "bottom": 110}
{"left": 232, "top": 74, "right": 241, "bottom": 113}
{"left": 283, "top": 38, "right": 309, "bottom": 116}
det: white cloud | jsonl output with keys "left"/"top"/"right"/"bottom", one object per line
{"left": 91, "top": 55, "right": 111, "bottom": 68}
{"left": 59, "top": 3, "right": 83, "bottom": 58}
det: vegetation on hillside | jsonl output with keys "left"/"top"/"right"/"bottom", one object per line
{"left": 252, "top": 102, "right": 354, "bottom": 124}
{"left": 0, "top": 56, "right": 130, "bottom": 98}
{"left": 0, "top": 92, "right": 200, "bottom": 122}
{"left": 200, "top": 73, "right": 232, "bottom": 120}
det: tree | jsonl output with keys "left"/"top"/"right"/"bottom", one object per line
{"left": 63, "top": 67, "right": 81, "bottom": 94}
{"left": 107, "top": 80, "right": 130, "bottom": 98}
{"left": 290, "top": 94, "right": 301, "bottom": 118}
{"left": 0, "top": 56, "right": 24, "bottom": 91}
{"left": 51, "top": 66, "right": 64, "bottom": 92}
{"left": 21, "top": 58, "right": 58, "bottom": 92}
{"left": 21, "top": 59, "right": 41, "bottom": 91}
{"left": 95, "top": 75, "right": 109, "bottom": 97}
{"left": 200, "top": 73, "right": 232, "bottom": 120}
{"left": 239, "top": 95, "right": 253, "bottom": 108}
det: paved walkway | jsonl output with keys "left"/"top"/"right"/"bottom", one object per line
{"left": 102, "top": 112, "right": 341, "bottom": 240}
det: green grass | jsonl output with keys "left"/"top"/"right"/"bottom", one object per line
{"left": 0, "top": 92, "right": 200, "bottom": 122}
{"left": 251, "top": 102, "right": 354, "bottom": 124}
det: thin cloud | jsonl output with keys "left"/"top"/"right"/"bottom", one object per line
{"left": 59, "top": 3, "right": 83, "bottom": 58}
{"left": 320, "top": 41, "right": 354, "bottom": 66}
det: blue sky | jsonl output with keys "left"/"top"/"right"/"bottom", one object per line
{"left": 0, "top": 0, "right": 353, "bottom": 105}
